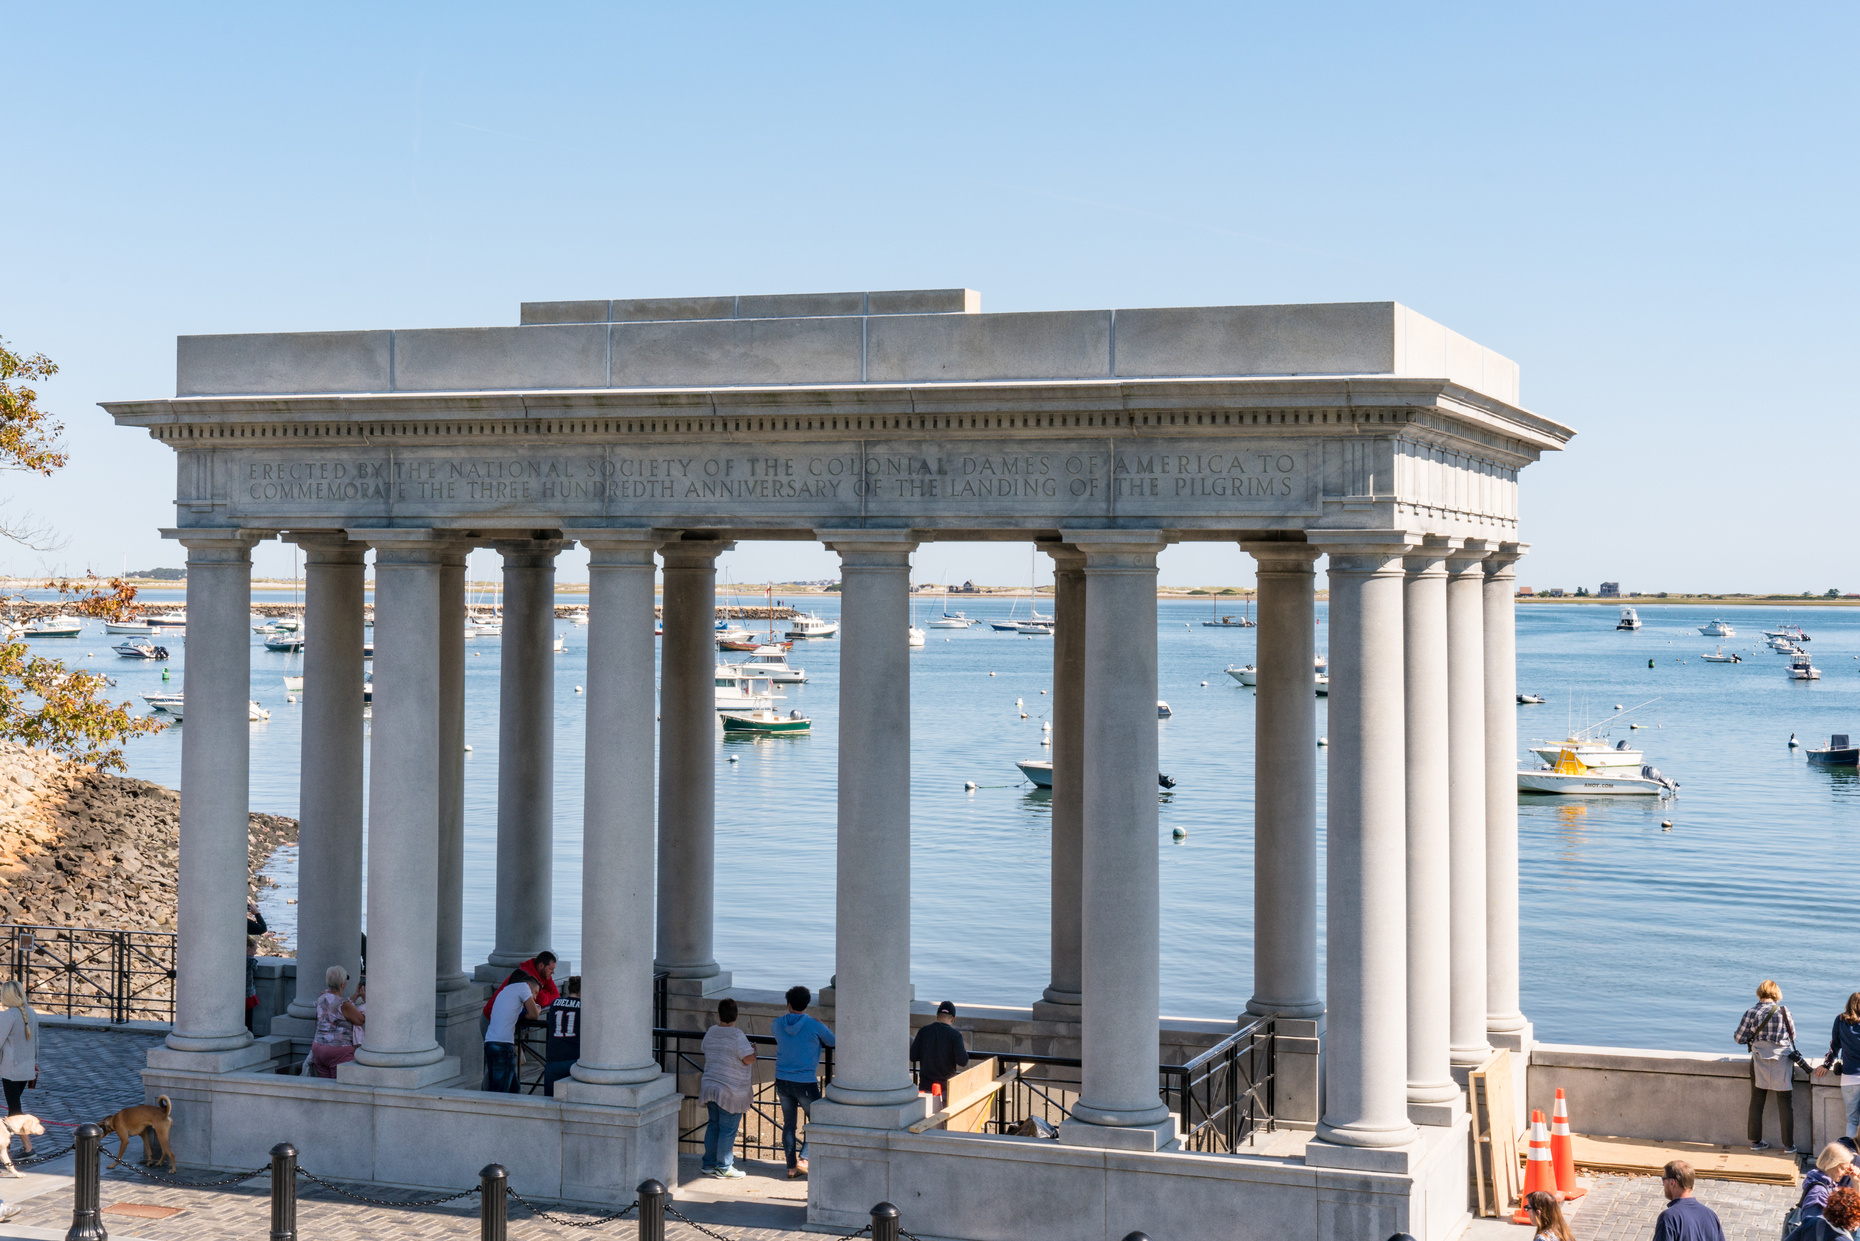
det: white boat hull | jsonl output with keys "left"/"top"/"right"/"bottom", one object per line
{"left": 1517, "top": 769, "right": 1666, "bottom": 796}
{"left": 1226, "top": 666, "right": 1257, "bottom": 686}
{"left": 105, "top": 621, "right": 155, "bottom": 635}
{"left": 1527, "top": 744, "right": 1642, "bottom": 772}
{"left": 1016, "top": 760, "right": 1054, "bottom": 788}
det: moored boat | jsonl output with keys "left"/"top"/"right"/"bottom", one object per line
{"left": 1700, "top": 646, "right": 1742, "bottom": 663}
{"left": 721, "top": 709, "right": 811, "bottom": 733}
{"left": 737, "top": 646, "right": 806, "bottom": 683}
{"left": 105, "top": 619, "right": 156, "bottom": 635}
{"left": 1807, "top": 734, "right": 1859, "bottom": 766}
{"left": 1787, "top": 654, "right": 1821, "bottom": 681}
{"left": 1616, "top": 607, "right": 1642, "bottom": 631}
{"left": 112, "top": 641, "right": 170, "bottom": 659}
{"left": 264, "top": 631, "right": 305, "bottom": 651}
{"left": 714, "top": 668, "right": 778, "bottom": 710}
{"left": 1517, "top": 748, "right": 1678, "bottom": 796}
{"left": 23, "top": 616, "right": 83, "bottom": 637}
{"left": 1698, "top": 618, "right": 1736, "bottom": 637}
{"left": 787, "top": 612, "right": 838, "bottom": 639}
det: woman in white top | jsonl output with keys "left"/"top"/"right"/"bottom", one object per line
{"left": 697, "top": 999, "right": 756, "bottom": 1179}
{"left": 0, "top": 981, "right": 39, "bottom": 1156}
{"left": 309, "top": 966, "right": 366, "bottom": 1079}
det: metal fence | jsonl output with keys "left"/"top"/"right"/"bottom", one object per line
{"left": 654, "top": 1026, "right": 836, "bottom": 1161}
{"left": 1, "top": 923, "right": 177, "bottom": 1023}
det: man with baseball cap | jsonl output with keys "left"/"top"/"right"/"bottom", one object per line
{"left": 911, "top": 1001, "right": 970, "bottom": 1105}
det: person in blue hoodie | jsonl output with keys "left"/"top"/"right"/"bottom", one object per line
{"left": 770, "top": 985, "right": 835, "bottom": 1180}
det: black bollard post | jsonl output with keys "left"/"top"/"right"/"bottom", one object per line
{"left": 479, "top": 1164, "right": 507, "bottom": 1241}
{"left": 1122, "top": 1234, "right": 1154, "bottom": 1241}
{"left": 65, "top": 1122, "right": 106, "bottom": 1241}
{"left": 268, "top": 1143, "right": 297, "bottom": 1241}
{"left": 871, "top": 1201, "right": 900, "bottom": 1241}
{"left": 637, "top": 1179, "right": 666, "bottom": 1241}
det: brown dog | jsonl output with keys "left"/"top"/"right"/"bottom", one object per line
{"left": 97, "top": 1096, "right": 174, "bottom": 1172}
{"left": 0, "top": 1114, "right": 45, "bottom": 1177}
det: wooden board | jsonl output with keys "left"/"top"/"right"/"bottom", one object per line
{"left": 1468, "top": 1049, "right": 1520, "bottom": 1218}
{"left": 1570, "top": 1134, "right": 1799, "bottom": 1186}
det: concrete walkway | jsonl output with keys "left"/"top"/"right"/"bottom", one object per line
{"left": 0, "top": 1027, "right": 1803, "bottom": 1241}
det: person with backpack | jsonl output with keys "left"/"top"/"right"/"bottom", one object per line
{"left": 1815, "top": 994, "right": 1860, "bottom": 1139}
{"left": 1788, "top": 1185, "right": 1860, "bottom": 1241}
{"left": 1786, "top": 1145, "right": 1859, "bottom": 1234}
{"left": 1734, "top": 979, "right": 1804, "bottom": 1154}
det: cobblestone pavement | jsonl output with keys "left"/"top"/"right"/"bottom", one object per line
{"left": 1567, "top": 1173, "right": 1797, "bottom": 1241}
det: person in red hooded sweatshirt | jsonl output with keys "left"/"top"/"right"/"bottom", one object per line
{"left": 482, "top": 951, "right": 557, "bottom": 1092}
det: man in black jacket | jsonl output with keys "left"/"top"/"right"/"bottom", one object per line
{"left": 911, "top": 1001, "right": 970, "bottom": 1104}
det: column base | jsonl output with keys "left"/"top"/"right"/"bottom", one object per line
{"left": 556, "top": 1072, "right": 679, "bottom": 1108}
{"left": 1305, "top": 1130, "right": 1427, "bottom": 1173}
{"left": 267, "top": 1014, "right": 317, "bottom": 1040}
{"left": 338, "top": 1055, "right": 461, "bottom": 1089}
{"left": 1057, "top": 1115, "right": 1181, "bottom": 1152}
{"left": 1030, "top": 999, "right": 1082, "bottom": 1023}
{"left": 436, "top": 981, "right": 488, "bottom": 1086}
{"left": 1244, "top": 998, "right": 1326, "bottom": 1020}
{"left": 147, "top": 1038, "right": 284, "bottom": 1074}
{"left": 658, "top": 970, "right": 734, "bottom": 999}
{"left": 1487, "top": 1018, "right": 1533, "bottom": 1054}
{"left": 809, "top": 1095, "right": 930, "bottom": 1131}
{"left": 1407, "top": 1092, "right": 1466, "bottom": 1128}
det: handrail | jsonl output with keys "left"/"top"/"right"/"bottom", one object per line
{"left": 1178, "top": 1012, "right": 1274, "bottom": 1074}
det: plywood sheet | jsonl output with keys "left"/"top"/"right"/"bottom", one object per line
{"left": 1469, "top": 1049, "right": 1520, "bottom": 1218}
{"left": 1570, "top": 1134, "right": 1799, "bottom": 1186}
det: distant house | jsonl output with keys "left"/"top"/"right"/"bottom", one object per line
{"left": 1598, "top": 582, "right": 1621, "bottom": 598}
{"left": 952, "top": 580, "right": 981, "bottom": 594}
{"left": 1544, "top": 588, "right": 1566, "bottom": 598}
{"left": 1515, "top": 586, "right": 1535, "bottom": 597}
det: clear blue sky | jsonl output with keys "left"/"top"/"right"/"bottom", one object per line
{"left": 3, "top": 3, "right": 1852, "bottom": 592}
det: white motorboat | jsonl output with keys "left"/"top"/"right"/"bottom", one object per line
{"left": 1528, "top": 736, "right": 1643, "bottom": 772}
{"left": 1016, "top": 759, "right": 1055, "bottom": 787}
{"left": 1226, "top": 664, "right": 1257, "bottom": 686}
{"left": 552, "top": 634, "right": 565, "bottom": 653}
{"left": 714, "top": 668, "right": 778, "bottom": 711}
{"left": 142, "top": 693, "right": 184, "bottom": 713}
{"left": 1315, "top": 673, "right": 1329, "bottom": 697}
{"left": 1518, "top": 747, "right": 1678, "bottom": 796}
{"left": 1788, "top": 654, "right": 1821, "bottom": 681}
{"left": 23, "top": 616, "right": 83, "bottom": 637}
{"left": 1157, "top": 700, "right": 1172, "bottom": 718}
{"left": 787, "top": 612, "right": 838, "bottom": 639}
{"left": 715, "top": 627, "right": 759, "bottom": 650}
{"left": 571, "top": 611, "right": 590, "bottom": 626}
{"left": 105, "top": 619, "right": 155, "bottom": 635}
{"left": 908, "top": 626, "right": 926, "bottom": 648}
{"left": 1517, "top": 693, "right": 1547, "bottom": 704}
{"left": 1616, "top": 607, "right": 1642, "bottom": 631}
{"left": 253, "top": 617, "right": 300, "bottom": 635}
{"left": 737, "top": 646, "right": 806, "bottom": 683}
{"left": 1698, "top": 619, "right": 1736, "bottom": 637}
{"left": 472, "top": 618, "right": 503, "bottom": 637}
{"left": 1764, "top": 624, "right": 1810, "bottom": 644}
{"left": 168, "top": 700, "right": 271, "bottom": 723}
{"left": 112, "top": 641, "right": 170, "bottom": 659}
{"left": 148, "top": 612, "right": 187, "bottom": 629}
{"left": 264, "top": 631, "right": 305, "bottom": 651}
{"left": 283, "top": 675, "right": 304, "bottom": 692}
{"left": 1768, "top": 635, "right": 1800, "bottom": 654}
{"left": 1700, "top": 647, "right": 1742, "bottom": 663}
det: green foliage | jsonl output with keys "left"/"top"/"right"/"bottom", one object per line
{"left": 1828, "top": 589, "right": 1843, "bottom": 598}
{"left": 0, "top": 341, "right": 161, "bottom": 770}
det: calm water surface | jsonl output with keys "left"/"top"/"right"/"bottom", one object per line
{"left": 49, "top": 589, "right": 1860, "bottom": 1055}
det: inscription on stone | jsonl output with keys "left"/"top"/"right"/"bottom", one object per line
{"left": 226, "top": 438, "right": 1317, "bottom": 524}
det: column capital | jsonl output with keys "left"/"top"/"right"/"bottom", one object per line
{"left": 1058, "top": 529, "right": 1169, "bottom": 570}
{"left": 489, "top": 538, "right": 572, "bottom": 570}
{"left": 563, "top": 527, "right": 680, "bottom": 555}
{"left": 659, "top": 538, "right": 735, "bottom": 568}
{"left": 1036, "top": 540, "right": 1087, "bottom": 572}
{"left": 1483, "top": 542, "right": 1528, "bottom": 577}
{"left": 282, "top": 531, "right": 368, "bottom": 565}
{"left": 161, "top": 528, "right": 269, "bottom": 559}
{"left": 816, "top": 529, "right": 920, "bottom": 555}
{"left": 1241, "top": 540, "right": 1323, "bottom": 571}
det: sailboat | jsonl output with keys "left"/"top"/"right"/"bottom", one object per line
{"left": 929, "top": 584, "right": 974, "bottom": 628}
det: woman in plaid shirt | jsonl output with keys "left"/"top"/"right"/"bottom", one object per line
{"left": 1735, "top": 979, "right": 1803, "bottom": 1153}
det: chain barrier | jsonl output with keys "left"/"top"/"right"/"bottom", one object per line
{"left": 12, "top": 1139, "right": 76, "bottom": 1167}
{"left": 664, "top": 1201, "right": 745, "bottom": 1241}
{"left": 295, "top": 1167, "right": 481, "bottom": 1208}
{"left": 111, "top": 1160, "right": 271, "bottom": 1189}
{"left": 507, "top": 1186, "right": 639, "bottom": 1228}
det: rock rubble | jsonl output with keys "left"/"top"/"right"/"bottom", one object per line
{"left": 0, "top": 742, "right": 295, "bottom": 950}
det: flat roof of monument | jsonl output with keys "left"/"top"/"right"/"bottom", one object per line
{"left": 169, "top": 293, "right": 1523, "bottom": 408}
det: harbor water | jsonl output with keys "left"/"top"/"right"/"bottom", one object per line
{"left": 49, "top": 591, "right": 1860, "bottom": 1055}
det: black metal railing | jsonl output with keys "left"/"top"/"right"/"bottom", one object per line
{"left": 965, "top": 1016, "right": 1277, "bottom": 1151}
{"left": 1, "top": 923, "right": 177, "bottom": 1023}
{"left": 1160, "top": 1015, "right": 1276, "bottom": 1153}
{"left": 653, "top": 1026, "right": 835, "bottom": 1161}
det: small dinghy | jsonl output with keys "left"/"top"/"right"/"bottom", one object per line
{"left": 1517, "top": 693, "right": 1547, "bottom": 704}
{"left": 1700, "top": 647, "right": 1742, "bottom": 663}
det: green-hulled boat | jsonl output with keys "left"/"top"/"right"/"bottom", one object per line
{"left": 721, "top": 709, "right": 812, "bottom": 734}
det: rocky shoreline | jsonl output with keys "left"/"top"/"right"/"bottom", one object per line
{"left": 0, "top": 742, "right": 296, "bottom": 951}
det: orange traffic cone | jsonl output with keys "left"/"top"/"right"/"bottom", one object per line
{"left": 1511, "top": 1109, "right": 1558, "bottom": 1224}
{"left": 1550, "top": 1088, "right": 1588, "bottom": 1200}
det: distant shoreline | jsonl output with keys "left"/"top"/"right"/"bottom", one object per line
{"left": 1519, "top": 596, "right": 1860, "bottom": 607}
